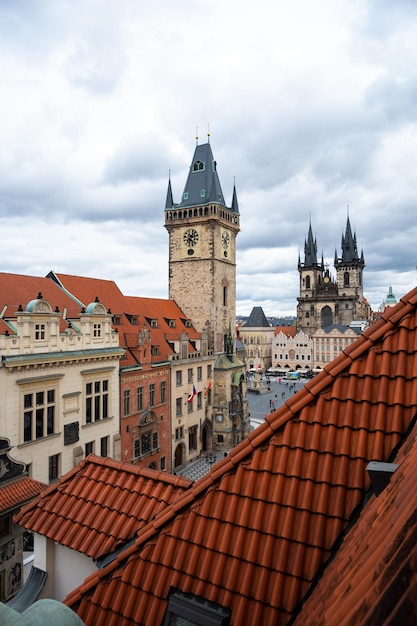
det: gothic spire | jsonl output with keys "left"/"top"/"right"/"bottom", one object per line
{"left": 178, "top": 141, "right": 226, "bottom": 208}
{"left": 304, "top": 222, "right": 318, "bottom": 267}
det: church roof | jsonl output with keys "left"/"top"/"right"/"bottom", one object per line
{"left": 242, "top": 306, "right": 270, "bottom": 328}
{"left": 176, "top": 142, "right": 230, "bottom": 209}
{"left": 303, "top": 221, "right": 318, "bottom": 267}
{"left": 64, "top": 284, "right": 417, "bottom": 625}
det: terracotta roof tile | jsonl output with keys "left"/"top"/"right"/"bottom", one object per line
{"left": 62, "top": 284, "right": 417, "bottom": 625}
{"left": 15, "top": 455, "right": 191, "bottom": 560}
{"left": 1, "top": 477, "right": 47, "bottom": 513}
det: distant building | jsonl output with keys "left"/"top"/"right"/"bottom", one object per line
{"left": 382, "top": 285, "right": 397, "bottom": 310}
{"left": 239, "top": 307, "right": 275, "bottom": 372}
{"left": 297, "top": 217, "right": 371, "bottom": 335}
{"left": 312, "top": 324, "right": 362, "bottom": 369}
{"left": 272, "top": 327, "right": 313, "bottom": 371}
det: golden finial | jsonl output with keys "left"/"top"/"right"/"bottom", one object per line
{"left": 207, "top": 122, "right": 210, "bottom": 143}
{"left": 196, "top": 125, "right": 199, "bottom": 146}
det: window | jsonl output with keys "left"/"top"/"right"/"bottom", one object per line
{"left": 176, "top": 371, "right": 182, "bottom": 386}
{"left": 93, "top": 323, "right": 101, "bottom": 337}
{"left": 217, "top": 434, "right": 224, "bottom": 443}
{"left": 189, "top": 425, "right": 198, "bottom": 451}
{"left": 207, "top": 365, "right": 212, "bottom": 379}
{"left": 188, "top": 368, "right": 193, "bottom": 383}
{"left": 223, "top": 286, "right": 227, "bottom": 307}
{"left": 160, "top": 381, "right": 166, "bottom": 404}
{"left": 197, "top": 392, "right": 202, "bottom": 409}
{"left": 160, "top": 456, "right": 166, "bottom": 471}
{"left": 152, "top": 432, "right": 158, "bottom": 449}
{"left": 152, "top": 346, "right": 159, "bottom": 356}
{"left": 48, "top": 454, "right": 60, "bottom": 483}
{"left": 113, "top": 315, "right": 122, "bottom": 326}
{"left": 141, "top": 432, "right": 152, "bottom": 454}
{"left": 131, "top": 316, "right": 138, "bottom": 325}
{"left": 85, "top": 379, "right": 109, "bottom": 424}
{"left": 187, "top": 399, "right": 193, "bottom": 413}
{"left": 134, "top": 439, "right": 140, "bottom": 458}
{"left": 163, "top": 589, "right": 231, "bottom": 626}
{"left": 149, "top": 383, "right": 155, "bottom": 407}
{"left": 137, "top": 386, "right": 144, "bottom": 411}
{"left": 35, "top": 323, "right": 45, "bottom": 340}
{"left": 176, "top": 398, "right": 182, "bottom": 417}
{"left": 193, "top": 160, "right": 205, "bottom": 172}
{"left": 168, "top": 319, "right": 176, "bottom": 328}
{"left": 100, "top": 436, "right": 109, "bottom": 457}
{"left": 85, "top": 441, "right": 94, "bottom": 456}
{"left": 197, "top": 366, "right": 202, "bottom": 381}
{"left": 150, "top": 319, "right": 158, "bottom": 328}
{"left": 123, "top": 389, "right": 131, "bottom": 416}
{"left": 175, "top": 427, "right": 184, "bottom": 440}
{"left": 23, "top": 389, "right": 56, "bottom": 442}
{"left": 200, "top": 189, "right": 206, "bottom": 197}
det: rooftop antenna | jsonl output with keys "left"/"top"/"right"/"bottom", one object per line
{"left": 207, "top": 122, "right": 210, "bottom": 143}
{"left": 195, "top": 126, "right": 199, "bottom": 146}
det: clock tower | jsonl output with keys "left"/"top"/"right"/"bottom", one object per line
{"left": 165, "top": 139, "right": 240, "bottom": 354}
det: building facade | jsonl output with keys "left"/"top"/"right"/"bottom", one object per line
{"left": 297, "top": 217, "right": 371, "bottom": 335}
{"left": 238, "top": 307, "right": 275, "bottom": 372}
{"left": 0, "top": 274, "right": 123, "bottom": 484}
{"left": 311, "top": 324, "right": 362, "bottom": 369}
{"left": 271, "top": 327, "right": 313, "bottom": 371}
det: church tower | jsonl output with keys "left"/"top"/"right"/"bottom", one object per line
{"left": 165, "top": 137, "right": 240, "bottom": 354}
{"left": 334, "top": 216, "right": 365, "bottom": 302}
{"left": 297, "top": 216, "right": 370, "bottom": 335}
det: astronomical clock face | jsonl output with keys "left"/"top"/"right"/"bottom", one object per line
{"left": 183, "top": 228, "right": 199, "bottom": 247}
{"left": 221, "top": 231, "right": 230, "bottom": 249}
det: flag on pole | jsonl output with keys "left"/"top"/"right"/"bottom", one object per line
{"left": 187, "top": 384, "right": 197, "bottom": 403}
{"left": 204, "top": 380, "right": 212, "bottom": 396}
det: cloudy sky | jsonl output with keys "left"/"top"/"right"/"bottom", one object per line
{"left": 1, "top": 0, "right": 417, "bottom": 316}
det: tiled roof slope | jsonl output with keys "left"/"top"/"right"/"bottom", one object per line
{"left": 65, "top": 286, "right": 417, "bottom": 625}
{"left": 15, "top": 455, "right": 192, "bottom": 560}
{"left": 49, "top": 273, "right": 200, "bottom": 364}
{"left": 275, "top": 325, "right": 297, "bottom": 337}
{"left": 293, "top": 416, "right": 417, "bottom": 626}
{"left": 0, "top": 477, "right": 47, "bottom": 513}
{"left": 0, "top": 272, "right": 84, "bottom": 321}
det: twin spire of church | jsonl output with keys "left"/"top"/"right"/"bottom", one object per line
{"left": 300, "top": 216, "right": 365, "bottom": 270}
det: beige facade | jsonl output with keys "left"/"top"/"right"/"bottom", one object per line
{"left": 169, "top": 332, "right": 216, "bottom": 470}
{"left": 312, "top": 325, "right": 361, "bottom": 369}
{"left": 166, "top": 215, "right": 239, "bottom": 355}
{"left": 272, "top": 328, "right": 313, "bottom": 371}
{"left": 239, "top": 326, "right": 275, "bottom": 372}
{"left": 0, "top": 297, "right": 123, "bottom": 483}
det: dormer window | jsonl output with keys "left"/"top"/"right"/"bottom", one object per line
{"left": 150, "top": 319, "right": 158, "bottom": 328}
{"left": 200, "top": 189, "right": 206, "bottom": 197}
{"left": 169, "top": 320, "right": 176, "bottom": 328}
{"left": 93, "top": 323, "right": 102, "bottom": 337}
{"left": 192, "top": 160, "right": 205, "bottom": 172}
{"left": 131, "top": 316, "right": 138, "bottom": 325}
{"left": 113, "top": 315, "right": 122, "bottom": 326}
{"left": 183, "top": 192, "right": 189, "bottom": 200}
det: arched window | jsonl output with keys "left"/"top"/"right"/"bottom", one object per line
{"left": 344, "top": 272, "right": 350, "bottom": 287}
{"left": 321, "top": 306, "right": 333, "bottom": 328}
{"left": 193, "top": 160, "right": 205, "bottom": 172}
{"left": 306, "top": 275, "right": 311, "bottom": 289}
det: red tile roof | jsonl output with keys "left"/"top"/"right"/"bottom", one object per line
{"left": 15, "top": 455, "right": 192, "bottom": 560}
{"left": 293, "top": 416, "right": 417, "bottom": 625}
{"left": 50, "top": 273, "right": 200, "bottom": 364}
{"left": 275, "top": 325, "right": 297, "bottom": 337}
{"left": 0, "top": 477, "right": 47, "bottom": 514}
{"left": 63, "top": 285, "right": 417, "bottom": 625}
{"left": 0, "top": 272, "right": 83, "bottom": 322}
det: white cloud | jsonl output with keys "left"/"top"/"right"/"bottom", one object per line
{"left": 0, "top": 0, "right": 417, "bottom": 317}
